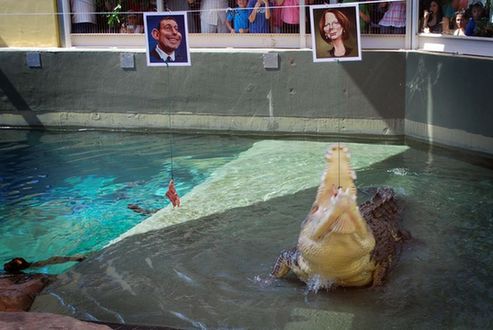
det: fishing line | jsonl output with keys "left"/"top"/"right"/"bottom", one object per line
{"left": 166, "top": 61, "right": 174, "bottom": 180}
{"left": 337, "top": 60, "right": 342, "bottom": 189}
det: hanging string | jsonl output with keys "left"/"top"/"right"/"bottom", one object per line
{"left": 337, "top": 60, "right": 342, "bottom": 189}
{"left": 164, "top": 61, "right": 181, "bottom": 208}
{"left": 165, "top": 61, "right": 174, "bottom": 181}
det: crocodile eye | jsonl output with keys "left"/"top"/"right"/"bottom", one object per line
{"left": 301, "top": 204, "right": 319, "bottom": 227}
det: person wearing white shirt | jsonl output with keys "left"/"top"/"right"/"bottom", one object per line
{"left": 200, "top": 0, "right": 228, "bottom": 33}
{"left": 70, "top": 0, "right": 97, "bottom": 33}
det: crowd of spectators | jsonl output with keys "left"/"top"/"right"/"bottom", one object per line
{"left": 420, "top": 0, "right": 493, "bottom": 37}
{"left": 70, "top": 0, "right": 492, "bottom": 38}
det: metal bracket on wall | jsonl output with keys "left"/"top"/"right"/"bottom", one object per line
{"left": 263, "top": 53, "right": 279, "bottom": 70}
{"left": 26, "top": 52, "right": 42, "bottom": 68}
{"left": 120, "top": 53, "right": 135, "bottom": 69}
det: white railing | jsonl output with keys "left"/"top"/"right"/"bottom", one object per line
{"left": 62, "top": 0, "right": 409, "bottom": 49}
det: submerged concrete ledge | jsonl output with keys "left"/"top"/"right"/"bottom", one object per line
{"left": 0, "top": 111, "right": 403, "bottom": 136}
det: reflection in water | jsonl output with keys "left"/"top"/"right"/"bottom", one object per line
{"left": 31, "top": 143, "right": 493, "bottom": 329}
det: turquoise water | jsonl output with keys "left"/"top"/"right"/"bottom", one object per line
{"left": 0, "top": 130, "right": 254, "bottom": 273}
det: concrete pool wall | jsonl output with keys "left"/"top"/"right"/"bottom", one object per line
{"left": 0, "top": 49, "right": 491, "bottom": 155}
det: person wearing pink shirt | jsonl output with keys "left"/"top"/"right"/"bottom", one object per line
{"left": 275, "top": 0, "right": 300, "bottom": 33}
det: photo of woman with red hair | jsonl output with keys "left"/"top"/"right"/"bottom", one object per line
{"left": 310, "top": 4, "right": 361, "bottom": 62}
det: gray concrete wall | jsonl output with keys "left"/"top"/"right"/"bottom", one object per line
{"left": 1, "top": 49, "right": 492, "bottom": 154}
{"left": 0, "top": 50, "right": 405, "bottom": 136}
{"left": 405, "top": 52, "right": 493, "bottom": 155}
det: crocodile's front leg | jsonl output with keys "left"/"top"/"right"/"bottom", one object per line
{"left": 271, "top": 247, "right": 299, "bottom": 278}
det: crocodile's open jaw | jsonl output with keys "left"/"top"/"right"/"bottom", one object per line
{"left": 301, "top": 145, "right": 363, "bottom": 241}
{"left": 304, "top": 188, "right": 359, "bottom": 241}
{"left": 297, "top": 145, "right": 375, "bottom": 284}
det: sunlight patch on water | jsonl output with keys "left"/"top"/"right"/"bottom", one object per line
{"left": 285, "top": 308, "right": 354, "bottom": 330}
{"left": 110, "top": 140, "right": 408, "bottom": 245}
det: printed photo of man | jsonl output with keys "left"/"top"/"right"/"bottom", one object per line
{"left": 145, "top": 12, "right": 191, "bottom": 66}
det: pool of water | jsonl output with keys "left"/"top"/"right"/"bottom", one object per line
{"left": 0, "top": 130, "right": 255, "bottom": 273}
{"left": 0, "top": 131, "right": 493, "bottom": 329}
{"left": 22, "top": 132, "right": 493, "bottom": 329}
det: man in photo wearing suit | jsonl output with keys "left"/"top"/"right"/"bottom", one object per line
{"left": 149, "top": 16, "right": 186, "bottom": 63}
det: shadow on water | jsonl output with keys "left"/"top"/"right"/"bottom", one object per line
{"left": 405, "top": 137, "right": 493, "bottom": 170}
{"left": 30, "top": 145, "right": 493, "bottom": 329}
{"left": 0, "top": 69, "right": 45, "bottom": 128}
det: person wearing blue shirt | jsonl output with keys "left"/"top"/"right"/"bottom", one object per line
{"left": 248, "top": 0, "right": 271, "bottom": 33}
{"left": 465, "top": 2, "right": 485, "bottom": 36}
{"left": 226, "top": 0, "right": 250, "bottom": 33}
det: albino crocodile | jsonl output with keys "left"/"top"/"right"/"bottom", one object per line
{"left": 271, "top": 145, "right": 407, "bottom": 289}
